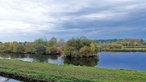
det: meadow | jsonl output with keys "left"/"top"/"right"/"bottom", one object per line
{"left": 0, "top": 59, "right": 146, "bottom": 82}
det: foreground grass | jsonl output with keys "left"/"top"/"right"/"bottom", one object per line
{"left": 0, "top": 59, "right": 146, "bottom": 82}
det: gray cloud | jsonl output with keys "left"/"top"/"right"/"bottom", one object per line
{"left": 0, "top": 0, "right": 146, "bottom": 41}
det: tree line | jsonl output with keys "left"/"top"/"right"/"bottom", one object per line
{"left": 0, "top": 37, "right": 96, "bottom": 57}
{"left": 95, "top": 38, "right": 146, "bottom": 51}
{"left": 0, "top": 38, "right": 145, "bottom": 57}
{"left": 0, "top": 37, "right": 64, "bottom": 55}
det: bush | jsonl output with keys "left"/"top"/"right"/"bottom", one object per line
{"left": 46, "top": 47, "right": 61, "bottom": 55}
{"left": 64, "top": 38, "right": 96, "bottom": 57}
{"left": 79, "top": 46, "right": 92, "bottom": 57}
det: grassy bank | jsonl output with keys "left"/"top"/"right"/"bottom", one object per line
{"left": 0, "top": 59, "right": 146, "bottom": 82}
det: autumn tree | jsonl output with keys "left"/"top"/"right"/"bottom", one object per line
{"left": 79, "top": 46, "right": 91, "bottom": 57}
{"left": 64, "top": 38, "right": 96, "bottom": 57}
{"left": 90, "top": 42, "right": 96, "bottom": 55}
{"left": 24, "top": 42, "right": 35, "bottom": 54}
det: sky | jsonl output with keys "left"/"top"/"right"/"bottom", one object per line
{"left": 0, "top": 0, "right": 146, "bottom": 42}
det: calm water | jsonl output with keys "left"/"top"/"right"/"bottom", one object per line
{"left": 97, "top": 52, "right": 146, "bottom": 71}
{"left": 0, "top": 76, "right": 20, "bottom": 82}
{"left": 0, "top": 52, "right": 146, "bottom": 71}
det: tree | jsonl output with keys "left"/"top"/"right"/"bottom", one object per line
{"left": 64, "top": 39, "right": 80, "bottom": 57}
{"left": 46, "top": 47, "right": 61, "bottom": 55}
{"left": 33, "top": 38, "right": 47, "bottom": 55}
{"left": 79, "top": 37, "right": 91, "bottom": 48}
{"left": 90, "top": 42, "right": 96, "bottom": 55}
{"left": 47, "top": 37, "right": 57, "bottom": 47}
{"left": 58, "top": 39, "right": 64, "bottom": 47}
{"left": 7, "top": 42, "right": 14, "bottom": 53}
{"left": 79, "top": 46, "right": 91, "bottom": 57}
{"left": 24, "top": 42, "right": 35, "bottom": 54}
{"left": 143, "top": 42, "right": 146, "bottom": 46}
{"left": 110, "top": 43, "right": 122, "bottom": 49}
{"left": 14, "top": 43, "right": 25, "bottom": 53}
{"left": 64, "top": 38, "right": 96, "bottom": 57}
{"left": 64, "top": 46, "right": 79, "bottom": 57}
{"left": 0, "top": 43, "right": 5, "bottom": 53}
{"left": 12, "top": 42, "right": 25, "bottom": 54}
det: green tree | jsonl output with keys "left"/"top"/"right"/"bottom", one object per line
{"left": 64, "top": 46, "right": 79, "bottom": 57}
{"left": 64, "top": 39, "right": 80, "bottom": 57}
{"left": 13, "top": 43, "right": 25, "bottom": 53}
{"left": 33, "top": 38, "right": 47, "bottom": 55}
{"left": 46, "top": 47, "right": 61, "bottom": 55}
{"left": 47, "top": 37, "right": 57, "bottom": 47}
{"left": 64, "top": 38, "right": 96, "bottom": 57}
{"left": 0, "top": 43, "right": 5, "bottom": 53}
{"left": 24, "top": 42, "right": 35, "bottom": 54}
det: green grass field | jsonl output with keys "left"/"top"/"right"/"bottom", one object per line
{"left": 0, "top": 59, "right": 146, "bottom": 82}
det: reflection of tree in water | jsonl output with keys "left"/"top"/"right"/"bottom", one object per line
{"left": 29, "top": 54, "right": 49, "bottom": 62}
{"left": 49, "top": 55, "right": 60, "bottom": 60}
{"left": 29, "top": 54, "right": 61, "bottom": 63}
{"left": 0, "top": 76, "right": 19, "bottom": 82}
{"left": 64, "top": 55, "right": 99, "bottom": 66}
{"left": 3, "top": 78, "right": 10, "bottom": 82}
{"left": 0, "top": 53, "right": 62, "bottom": 63}
{"left": 0, "top": 77, "right": 11, "bottom": 82}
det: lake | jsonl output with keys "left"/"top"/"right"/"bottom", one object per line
{"left": 0, "top": 52, "right": 146, "bottom": 71}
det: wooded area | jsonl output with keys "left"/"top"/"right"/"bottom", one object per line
{"left": 0, "top": 37, "right": 145, "bottom": 57}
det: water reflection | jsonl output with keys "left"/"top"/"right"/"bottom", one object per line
{"left": 48, "top": 55, "right": 64, "bottom": 64}
{"left": 0, "top": 53, "right": 99, "bottom": 66}
{"left": 1, "top": 52, "right": 146, "bottom": 71}
{"left": 64, "top": 56, "right": 99, "bottom": 66}
{"left": 29, "top": 54, "right": 49, "bottom": 62}
{"left": 0, "top": 76, "right": 20, "bottom": 82}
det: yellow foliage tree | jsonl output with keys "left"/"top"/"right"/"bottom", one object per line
{"left": 90, "top": 42, "right": 95, "bottom": 55}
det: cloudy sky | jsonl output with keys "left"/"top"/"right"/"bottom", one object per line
{"left": 0, "top": 0, "right": 146, "bottom": 42}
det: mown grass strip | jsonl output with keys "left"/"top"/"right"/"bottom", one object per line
{"left": 0, "top": 59, "right": 146, "bottom": 82}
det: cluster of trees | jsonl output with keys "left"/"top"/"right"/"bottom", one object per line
{"left": 100, "top": 43, "right": 122, "bottom": 50}
{"left": 0, "top": 38, "right": 145, "bottom": 57}
{"left": 117, "top": 39, "right": 144, "bottom": 47}
{"left": 0, "top": 37, "right": 97, "bottom": 57}
{"left": 0, "top": 37, "right": 64, "bottom": 55}
{"left": 143, "top": 42, "right": 146, "bottom": 46}
{"left": 96, "top": 39, "right": 146, "bottom": 51}
{"left": 64, "top": 38, "right": 96, "bottom": 57}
